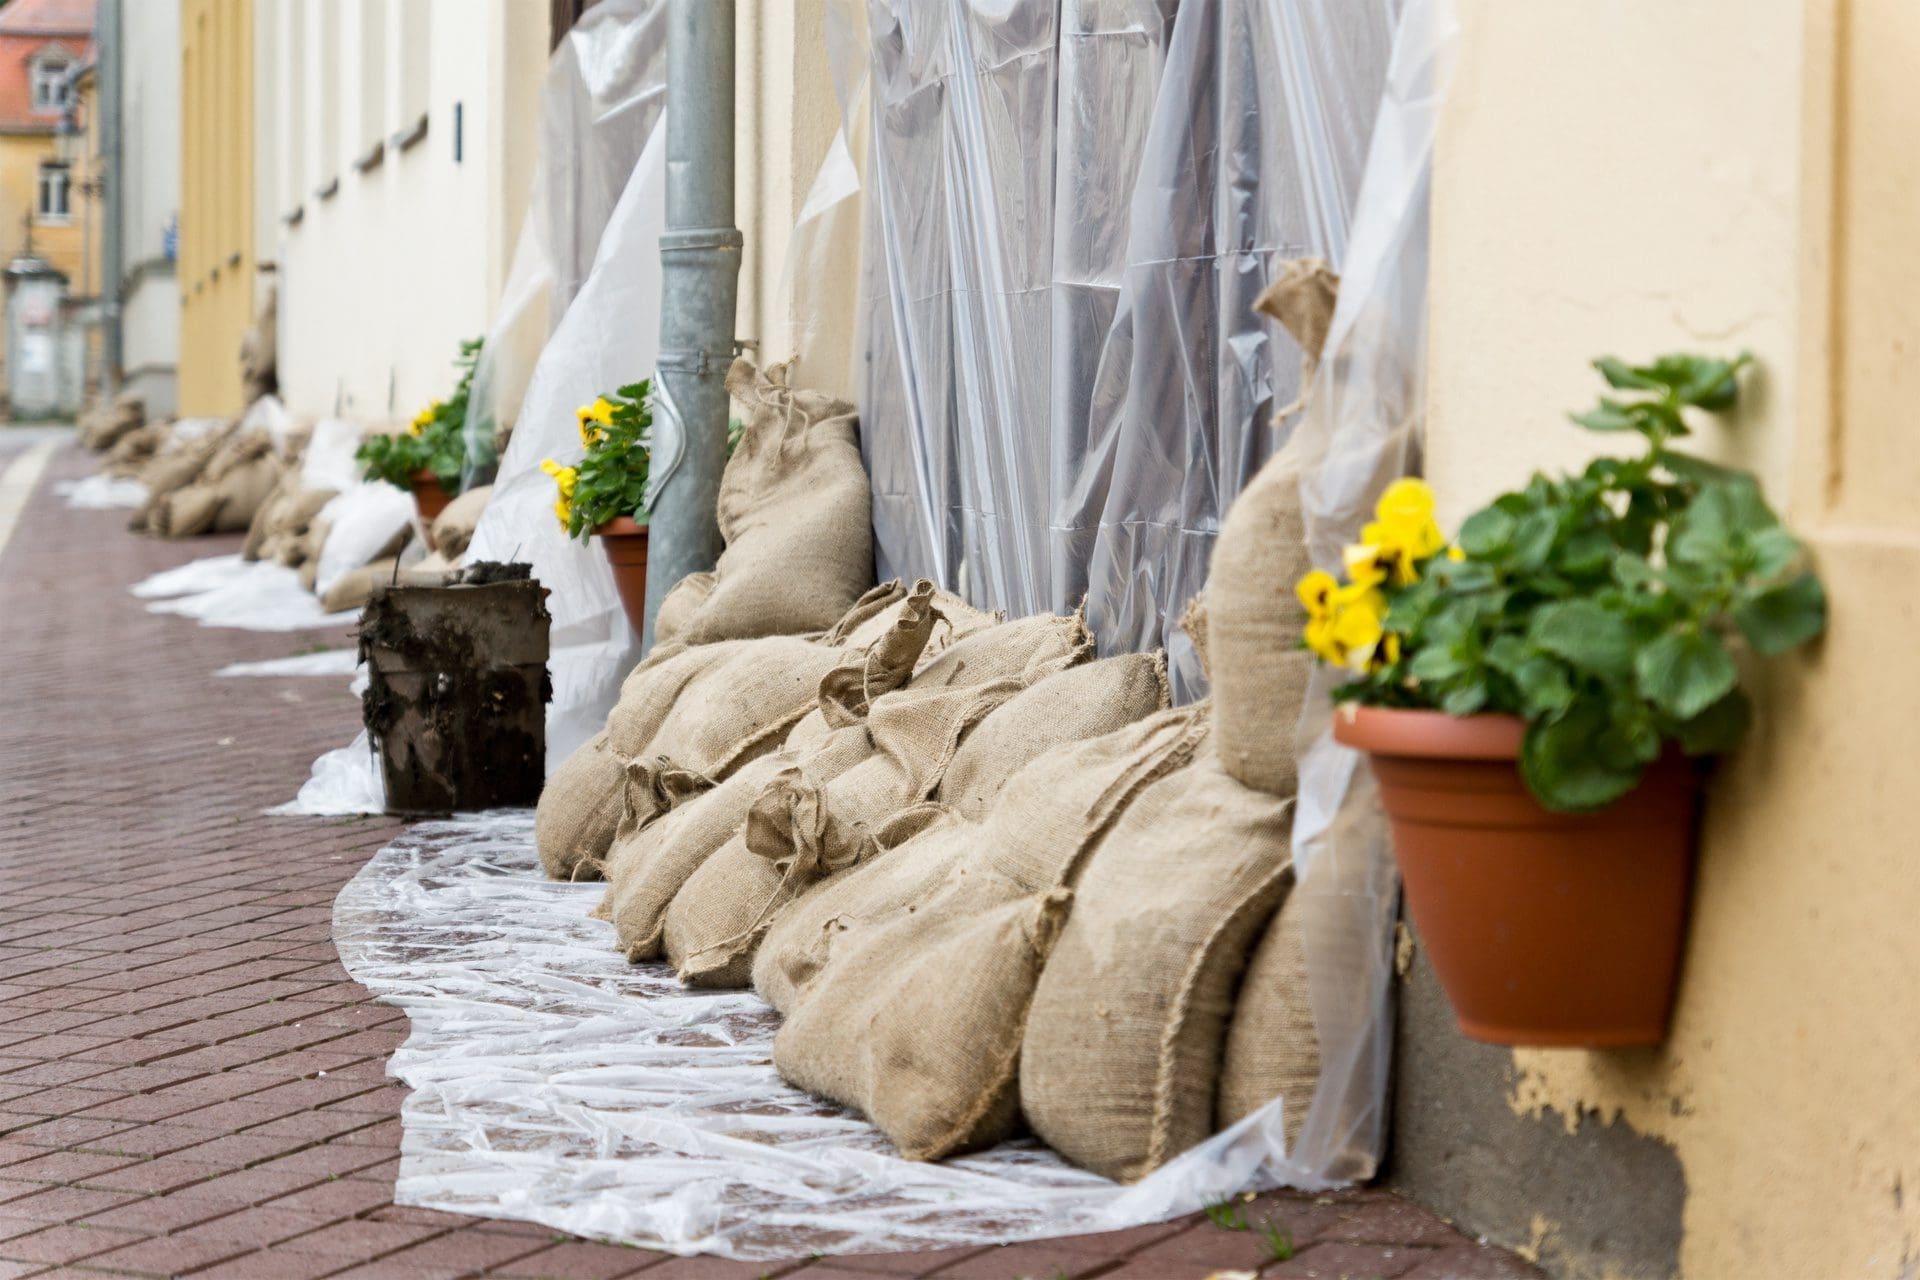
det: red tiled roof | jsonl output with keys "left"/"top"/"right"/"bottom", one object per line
{"left": 0, "top": 0, "right": 95, "bottom": 38}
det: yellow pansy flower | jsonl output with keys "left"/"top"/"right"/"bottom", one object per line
{"left": 1342, "top": 542, "right": 1389, "bottom": 591}
{"left": 1359, "top": 477, "right": 1446, "bottom": 585}
{"left": 1296, "top": 569, "right": 1340, "bottom": 619}
{"left": 540, "top": 458, "right": 578, "bottom": 498}
{"left": 553, "top": 496, "right": 573, "bottom": 529}
{"left": 576, "top": 397, "right": 617, "bottom": 448}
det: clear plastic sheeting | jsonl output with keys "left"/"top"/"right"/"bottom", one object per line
{"left": 54, "top": 475, "right": 147, "bottom": 509}
{"left": 274, "top": 730, "right": 385, "bottom": 817}
{"left": 132, "top": 555, "right": 357, "bottom": 632}
{"left": 216, "top": 650, "right": 361, "bottom": 678}
{"left": 857, "top": 0, "right": 1396, "bottom": 698}
{"left": 1282, "top": 0, "right": 1454, "bottom": 1184}
{"left": 337, "top": 814, "right": 1338, "bottom": 1260}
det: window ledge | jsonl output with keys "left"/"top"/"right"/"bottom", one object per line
{"left": 390, "top": 112, "right": 429, "bottom": 154}
{"left": 353, "top": 138, "right": 384, "bottom": 174}
{"left": 34, "top": 215, "right": 71, "bottom": 227}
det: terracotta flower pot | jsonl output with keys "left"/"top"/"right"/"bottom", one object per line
{"left": 1333, "top": 705, "right": 1700, "bottom": 1048}
{"left": 595, "top": 516, "right": 649, "bottom": 636}
{"left": 410, "top": 469, "right": 452, "bottom": 536}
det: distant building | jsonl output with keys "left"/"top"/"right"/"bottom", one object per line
{"left": 253, "top": 0, "right": 546, "bottom": 426}
{"left": 0, "top": 0, "right": 97, "bottom": 414}
{"left": 96, "top": 0, "right": 180, "bottom": 416}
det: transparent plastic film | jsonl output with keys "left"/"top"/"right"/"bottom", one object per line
{"left": 857, "top": 0, "right": 1397, "bottom": 701}
{"left": 461, "top": 0, "right": 667, "bottom": 488}
{"left": 338, "top": 814, "right": 1397, "bottom": 1258}
{"left": 1282, "top": 0, "right": 1457, "bottom": 1184}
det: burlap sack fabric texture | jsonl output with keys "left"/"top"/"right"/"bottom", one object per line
{"left": 659, "top": 609, "right": 1095, "bottom": 988}
{"left": 103, "top": 422, "right": 167, "bottom": 478}
{"left": 536, "top": 581, "right": 958, "bottom": 884}
{"left": 598, "top": 581, "right": 997, "bottom": 954}
{"left": 151, "top": 431, "right": 284, "bottom": 539}
{"left": 672, "top": 358, "right": 874, "bottom": 645}
{"left": 131, "top": 419, "right": 237, "bottom": 533}
{"left": 1020, "top": 746, "right": 1297, "bottom": 1183}
{"left": 764, "top": 704, "right": 1212, "bottom": 1160}
{"left": 1216, "top": 889, "right": 1319, "bottom": 1144}
{"left": 246, "top": 484, "right": 339, "bottom": 564}
{"left": 428, "top": 484, "right": 492, "bottom": 560}
{"left": 79, "top": 391, "right": 145, "bottom": 451}
{"left": 651, "top": 571, "right": 715, "bottom": 649}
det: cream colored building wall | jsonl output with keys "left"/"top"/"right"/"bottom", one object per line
{"left": 1427, "top": 1, "right": 1919, "bottom": 1275}
{"left": 263, "top": 0, "right": 545, "bottom": 425}
{"left": 120, "top": 0, "right": 181, "bottom": 410}
{"left": 734, "top": 0, "right": 851, "bottom": 394}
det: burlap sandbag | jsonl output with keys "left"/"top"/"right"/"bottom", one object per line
{"left": 80, "top": 392, "right": 145, "bottom": 450}
{"left": 536, "top": 585, "right": 934, "bottom": 884}
{"left": 664, "top": 678, "right": 1024, "bottom": 988}
{"left": 254, "top": 486, "right": 338, "bottom": 564}
{"left": 131, "top": 421, "right": 234, "bottom": 532}
{"left": 1207, "top": 450, "right": 1315, "bottom": 795}
{"left": 1021, "top": 750, "right": 1296, "bottom": 1183}
{"left": 103, "top": 422, "right": 166, "bottom": 477}
{"left": 1215, "top": 890, "right": 1319, "bottom": 1146}
{"left": 1210, "top": 257, "right": 1340, "bottom": 793}
{"left": 593, "top": 586, "right": 944, "bottom": 951}
{"left": 320, "top": 557, "right": 399, "bottom": 613}
{"left": 774, "top": 875, "right": 1072, "bottom": 1161}
{"left": 760, "top": 704, "right": 1214, "bottom": 1153}
{"left": 428, "top": 484, "right": 491, "bottom": 560}
{"left": 151, "top": 434, "right": 282, "bottom": 539}
{"left": 652, "top": 571, "right": 715, "bottom": 649}
{"left": 674, "top": 358, "right": 872, "bottom": 643}
{"left": 660, "top": 610, "right": 1094, "bottom": 987}
{"left": 935, "top": 652, "right": 1170, "bottom": 820}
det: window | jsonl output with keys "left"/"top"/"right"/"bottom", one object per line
{"left": 30, "top": 57, "right": 70, "bottom": 113}
{"left": 37, "top": 163, "right": 70, "bottom": 221}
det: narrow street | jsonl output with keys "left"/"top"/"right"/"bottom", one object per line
{"left": 0, "top": 440, "right": 1537, "bottom": 1280}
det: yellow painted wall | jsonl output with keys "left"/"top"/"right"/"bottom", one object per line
{"left": 178, "top": 0, "right": 253, "bottom": 418}
{"left": 1427, "top": 1, "right": 1919, "bottom": 1274}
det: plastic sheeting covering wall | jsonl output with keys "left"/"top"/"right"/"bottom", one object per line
{"left": 857, "top": 0, "right": 1397, "bottom": 698}
{"left": 465, "top": 0, "right": 670, "bottom": 766}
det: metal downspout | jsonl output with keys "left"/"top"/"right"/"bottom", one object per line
{"left": 98, "top": 0, "right": 123, "bottom": 388}
{"left": 640, "top": 0, "right": 742, "bottom": 652}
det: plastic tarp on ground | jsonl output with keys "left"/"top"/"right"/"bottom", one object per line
{"left": 857, "top": 0, "right": 1397, "bottom": 700}
{"left": 334, "top": 0, "right": 1452, "bottom": 1250}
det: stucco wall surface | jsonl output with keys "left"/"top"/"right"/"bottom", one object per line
{"left": 1412, "top": 2, "right": 1920, "bottom": 1277}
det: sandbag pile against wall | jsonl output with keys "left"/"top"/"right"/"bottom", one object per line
{"left": 660, "top": 609, "right": 1096, "bottom": 987}
{"left": 130, "top": 417, "right": 239, "bottom": 533}
{"left": 103, "top": 422, "right": 168, "bottom": 478}
{"left": 78, "top": 392, "right": 145, "bottom": 451}
{"left": 597, "top": 583, "right": 999, "bottom": 953}
{"left": 535, "top": 581, "right": 935, "bottom": 883}
{"left": 1020, "top": 747, "right": 1297, "bottom": 1182}
{"left": 670, "top": 358, "right": 874, "bottom": 645}
{"left": 766, "top": 704, "right": 1212, "bottom": 1160}
{"left": 244, "top": 480, "right": 340, "bottom": 564}
{"left": 150, "top": 430, "right": 285, "bottom": 539}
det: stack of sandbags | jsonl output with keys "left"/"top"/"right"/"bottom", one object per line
{"left": 305, "top": 482, "right": 419, "bottom": 605}
{"left": 658, "top": 607, "right": 1103, "bottom": 987}
{"left": 102, "top": 420, "right": 169, "bottom": 478}
{"left": 538, "top": 581, "right": 930, "bottom": 883}
{"left": 764, "top": 703, "right": 1218, "bottom": 1160}
{"left": 427, "top": 484, "right": 491, "bottom": 560}
{"left": 78, "top": 391, "right": 145, "bottom": 451}
{"left": 149, "top": 428, "right": 285, "bottom": 539}
{"left": 662, "top": 358, "right": 874, "bottom": 647}
{"left": 129, "top": 417, "right": 240, "bottom": 533}
{"left": 243, "top": 472, "right": 339, "bottom": 564}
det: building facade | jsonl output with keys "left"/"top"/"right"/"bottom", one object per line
{"left": 256, "top": 0, "right": 546, "bottom": 427}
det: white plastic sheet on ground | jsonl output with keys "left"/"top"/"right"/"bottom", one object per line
{"left": 273, "top": 730, "right": 385, "bottom": 817}
{"left": 337, "top": 814, "right": 1335, "bottom": 1259}
{"left": 55, "top": 474, "right": 147, "bottom": 509}
{"left": 216, "top": 650, "right": 361, "bottom": 678}
{"left": 132, "top": 555, "right": 358, "bottom": 632}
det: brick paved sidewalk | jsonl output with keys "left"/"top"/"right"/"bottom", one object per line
{"left": 0, "top": 442, "right": 1542, "bottom": 1280}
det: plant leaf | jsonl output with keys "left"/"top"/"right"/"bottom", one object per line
{"left": 1635, "top": 628, "right": 1738, "bottom": 720}
{"left": 1529, "top": 600, "right": 1635, "bottom": 681}
{"left": 1519, "top": 699, "right": 1646, "bottom": 812}
{"left": 1674, "top": 687, "right": 1753, "bottom": 755}
{"left": 1733, "top": 573, "right": 1827, "bottom": 656}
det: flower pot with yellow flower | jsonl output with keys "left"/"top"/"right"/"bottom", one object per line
{"left": 1308, "top": 353, "right": 1825, "bottom": 1048}
{"left": 544, "top": 382, "right": 655, "bottom": 635}
{"left": 356, "top": 338, "right": 482, "bottom": 545}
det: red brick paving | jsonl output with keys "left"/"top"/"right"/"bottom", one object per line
{"left": 0, "top": 440, "right": 1543, "bottom": 1279}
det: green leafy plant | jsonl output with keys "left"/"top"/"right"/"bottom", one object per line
{"left": 1204, "top": 1199, "right": 1249, "bottom": 1231}
{"left": 356, "top": 337, "right": 482, "bottom": 490}
{"left": 543, "top": 380, "right": 654, "bottom": 540}
{"left": 1302, "top": 352, "right": 1826, "bottom": 812}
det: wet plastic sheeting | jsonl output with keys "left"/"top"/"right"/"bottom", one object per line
{"left": 859, "top": 0, "right": 1397, "bottom": 698}
{"left": 338, "top": 814, "right": 1333, "bottom": 1259}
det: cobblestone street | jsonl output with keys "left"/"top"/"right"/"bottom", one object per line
{"left": 0, "top": 440, "right": 1541, "bottom": 1280}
